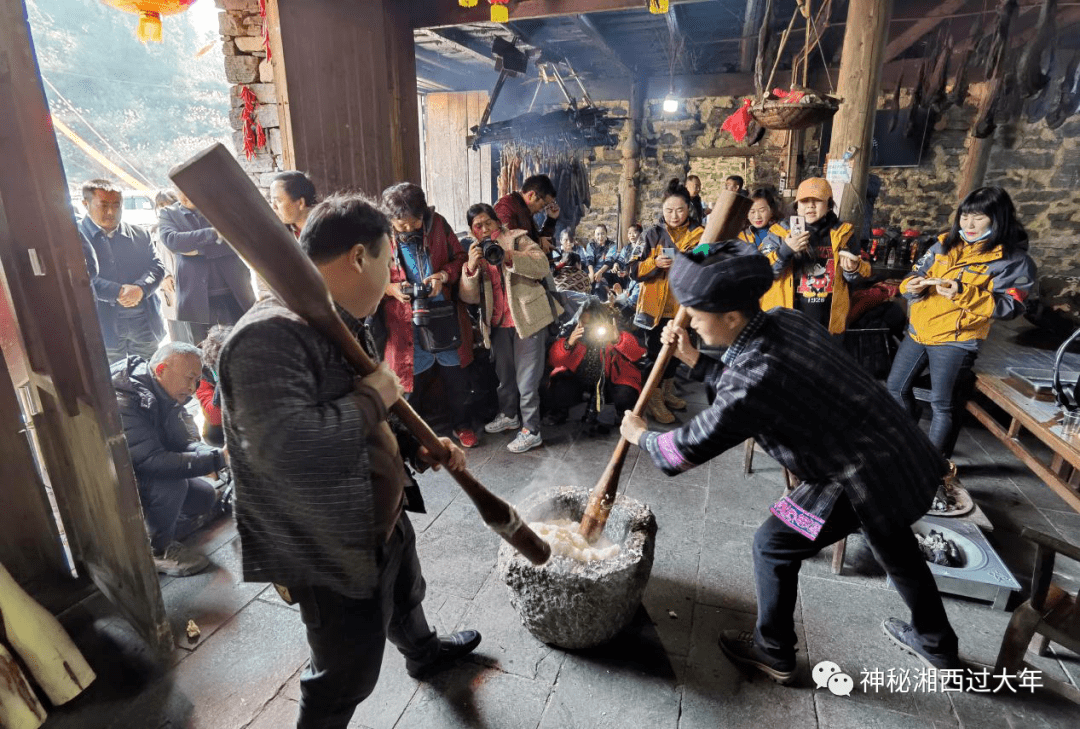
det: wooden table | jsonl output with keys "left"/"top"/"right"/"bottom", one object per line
{"left": 964, "top": 320, "right": 1080, "bottom": 515}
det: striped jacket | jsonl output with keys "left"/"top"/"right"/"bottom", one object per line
{"left": 219, "top": 296, "right": 422, "bottom": 599}
{"left": 641, "top": 308, "right": 946, "bottom": 540}
{"left": 901, "top": 234, "right": 1037, "bottom": 346}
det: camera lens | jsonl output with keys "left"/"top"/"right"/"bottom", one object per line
{"left": 482, "top": 239, "right": 504, "bottom": 266}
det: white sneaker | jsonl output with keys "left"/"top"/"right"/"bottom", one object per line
{"left": 507, "top": 429, "right": 543, "bottom": 453}
{"left": 484, "top": 413, "right": 520, "bottom": 434}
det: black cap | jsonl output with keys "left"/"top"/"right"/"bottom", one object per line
{"left": 670, "top": 240, "right": 773, "bottom": 313}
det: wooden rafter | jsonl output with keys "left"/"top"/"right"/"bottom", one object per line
{"left": 665, "top": 5, "right": 694, "bottom": 74}
{"left": 573, "top": 14, "right": 634, "bottom": 76}
{"left": 739, "top": 0, "right": 770, "bottom": 72}
{"left": 884, "top": 0, "right": 971, "bottom": 62}
{"left": 412, "top": 0, "right": 705, "bottom": 29}
{"left": 417, "top": 28, "right": 494, "bottom": 67}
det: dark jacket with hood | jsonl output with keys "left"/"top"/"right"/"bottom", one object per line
{"left": 112, "top": 356, "right": 225, "bottom": 483}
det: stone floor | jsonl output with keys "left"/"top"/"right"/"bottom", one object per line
{"left": 41, "top": 380, "right": 1080, "bottom": 729}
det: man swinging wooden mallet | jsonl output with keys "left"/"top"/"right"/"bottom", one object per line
{"left": 620, "top": 242, "right": 962, "bottom": 684}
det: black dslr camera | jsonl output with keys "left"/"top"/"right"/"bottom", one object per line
{"left": 479, "top": 237, "right": 505, "bottom": 266}
{"left": 399, "top": 281, "right": 434, "bottom": 327}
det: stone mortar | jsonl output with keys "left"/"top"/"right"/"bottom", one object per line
{"left": 497, "top": 485, "right": 657, "bottom": 650}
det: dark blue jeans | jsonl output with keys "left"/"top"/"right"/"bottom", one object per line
{"left": 293, "top": 515, "right": 438, "bottom": 729}
{"left": 885, "top": 335, "right": 977, "bottom": 456}
{"left": 753, "top": 493, "right": 958, "bottom": 664}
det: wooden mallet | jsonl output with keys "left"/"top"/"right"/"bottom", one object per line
{"left": 169, "top": 144, "right": 551, "bottom": 565}
{"left": 579, "top": 191, "right": 753, "bottom": 542}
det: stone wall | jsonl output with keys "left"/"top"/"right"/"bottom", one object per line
{"left": 215, "top": 0, "right": 285, "bottom": 191}
{"left": 574, "top": 96, "right": 802, "bottom": 240}
{"left": 574, "top": 87, "right": 1080, "bottom": 274}
{"left": 870, "top": 97, "right": 1080, "bottom": 275}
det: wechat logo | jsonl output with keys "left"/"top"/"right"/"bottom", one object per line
{"left": 813, "top": 660, "right": 854, "bottom": 696}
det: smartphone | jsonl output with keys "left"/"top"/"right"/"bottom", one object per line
{"left": 789, "top": 215, "right": 806, "bottom": 236}
{"left": 661, "top": 247, "right": 676, "bottom": 259}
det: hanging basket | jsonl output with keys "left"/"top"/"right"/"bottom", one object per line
{"left": 750, "top": 87, "right": 840, "bottom": 131}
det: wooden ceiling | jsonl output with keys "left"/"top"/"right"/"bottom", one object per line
{"left": 411, "top": 0, "right": 1080, "bottom": 99}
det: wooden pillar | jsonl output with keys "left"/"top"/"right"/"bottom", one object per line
{"left": 826, "top": 0, "right": 893, "bottom": 234}
{"left": 270, "top": 0, "right": 421, "bottom": 195}
{"left": 0, "top": 0, "right": 171, "bottom": 656}
{"left": 958, "top": 134, "right": 994, "bottom": 202}
{"left": 619, "top": 78, "right": 646, "bottom": 239}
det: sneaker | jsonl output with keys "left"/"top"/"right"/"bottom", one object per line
{"left": 153, "top": 542, "right": 209, "bottom": 577}
{"left": 484, "top": 413, "right": 520, "bottom": 434}
{"left": 507, "top": 428, "right": 543, "bottom": 453}
{"left": 881, "top": 618, "right": 963, "bottom": 671}
{"left": 405, "top": 630, "right": 482, "bottom": 679}
{"left": 542, "top": 409, "right": 568, "bottom": 427}
{"left": 453, "top": 428, "right": 478, "bottom": 448}
{"left": 717, "top": 629, "right": 796, "bottom": 684}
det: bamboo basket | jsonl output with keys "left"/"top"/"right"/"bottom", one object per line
{"left": 751, "top": 92, "right": 840, "bottom": 130}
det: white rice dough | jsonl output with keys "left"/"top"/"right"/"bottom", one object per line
{"left": 529, "top": 519, "right": 621, "bottom": 562}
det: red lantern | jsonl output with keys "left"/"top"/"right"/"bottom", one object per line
{"left": 100, "top": 1, "right": 197, "bottom": 44}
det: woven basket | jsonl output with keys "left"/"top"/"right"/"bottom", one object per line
{"left": 750, "top": 94, "right": 840, "bottom": 131}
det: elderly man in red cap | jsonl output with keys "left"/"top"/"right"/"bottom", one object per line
{"left": 621, "top": 241, "right": 960, "bottom": 685}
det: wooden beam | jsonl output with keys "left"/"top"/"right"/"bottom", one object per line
{"left": 665, "top": 6, "right": 694, "bottom": 74}
{"left": 827, "top": 0, "right": 894, "bottom": 235}
{"left": 884, "top": 0, "right": 971, "bottom": 62}
{"left": 688, "top": 146, "right": 766, "bottom": 158}
{"left": 417, "top": 28, "right": 495, "bottom": 67}
{"left": 412, "top": 0, "right": 706, "bottom": 29}
{"left": 740, "top": 0, "right": 770, "bottom": 72}
{"left": 573, "top": 14, "right": 634, "bottom": 76}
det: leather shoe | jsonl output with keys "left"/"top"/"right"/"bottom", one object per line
{"left": 405, "top": 629, "right": 482, "bottom": 679}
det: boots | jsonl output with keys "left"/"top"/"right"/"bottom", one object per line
{"left": 662, "top": 378, "right": 686, "bottom": 411}
{"left": 646, "top": 388, "right": 675, "bottom": 424}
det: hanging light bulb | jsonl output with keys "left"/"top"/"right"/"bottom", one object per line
{"left": 663, "top": 95, "right": 679, "bottom": 113}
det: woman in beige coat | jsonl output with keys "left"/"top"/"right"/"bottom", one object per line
{"left": 459, "top": 203, "right": 562, "bottom": 453}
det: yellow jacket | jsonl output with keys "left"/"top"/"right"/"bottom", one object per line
{"left": 770, "top": 220, "right": 870, "bottom": 334}
{"left": 901, "top": 233, "right": 1037, "bottom": 345}
{"left": 629, "top": 221, "right": 704, "bottom": 329}
{"left": 739, "top": 223, "right": 790, "bottom": 311}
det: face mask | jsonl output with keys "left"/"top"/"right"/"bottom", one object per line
{"left": 960, "top": 227, "right": 993, "bottom": 244}
{"left": 394, "top": 230, "right": 423, "bottom": 246}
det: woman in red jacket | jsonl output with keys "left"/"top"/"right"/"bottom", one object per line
{"left": 545, "top": 297, "right": 646, "bottom": 435}
{"left": 380, "top": 183, "right": 477, "bottom": 447}
{"left": 195, "top": 324, "right": 231, "bottom": 446}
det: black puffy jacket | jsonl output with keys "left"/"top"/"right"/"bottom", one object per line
{"left": 112, "top": 356, "right": 223, "bottom": 482}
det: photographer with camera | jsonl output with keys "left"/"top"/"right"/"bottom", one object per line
{"left": 381, "top": 183, "right": 477, "bottom": 448}
{"left": 494, "top": 174, "right": 560, "bottom": 253}
{"left": 545, "top": 297, "right": 646, "bottom": 436}
{"left": 460, "top": 203, "right": 563, "bottom": 454}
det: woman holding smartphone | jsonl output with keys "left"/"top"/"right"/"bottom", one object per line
{"left": 886, "top": 186, "right": 1036, "bottom": 459}
{"left": 771, "top": 177, "right": 870, "bottom": 335}
{"left": 629, "top": 178, "right": 704, "bottom": 423}
{"left": 739, "top": 188, "right": 790, "bottom": 310}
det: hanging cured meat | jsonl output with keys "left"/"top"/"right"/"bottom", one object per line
{"left": 1044, "top": 53, "right": 1080, "bottom": 129}
{"left": 1015, "top": 0, "right": 1058, "bottom": 98}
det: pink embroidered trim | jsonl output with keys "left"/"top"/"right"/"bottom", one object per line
{"left": 770, "top": 496, "right": 824, "bottom": 540}
{"left": 657, "top": 431, "right": 687, "bottom": 471}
